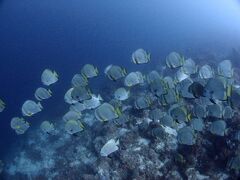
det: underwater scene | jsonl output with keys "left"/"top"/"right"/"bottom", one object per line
{"left": 1, "top": 0, "right": 240, "bottom": 179}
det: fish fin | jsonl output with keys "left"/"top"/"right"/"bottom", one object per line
{"left": 95, "top": 67, "right": 99, "bottom": 74}
{"left": 35, "top": 95, "right": 41, "bottom": 101}
{"left": 27, "top": 112, "right": 33, "bottom": 116}
{"left": 147, "top": 97, "right": 152, "bottom": 106}
{"left": 180, "top": 55, "right": 185, "bottom": 65}
{"left": 27, "top": 121, "right": 30, "bottom": 126}
{"left": 83, "top": 75, "right": 88, "bottom": 81}
{"left": 227, "top": 85, "right": 232, "bottom": 97}
{"left": 115, "top": 107, "right": 122, "bottom": 116}
{"left": 210, "top": 98, "right": 216, "bottom": 104}
{"left": 79, "top": 122, "right": 84, "bottom": 129}
{"left": 48, "top": 89, "right": 52, "bottom": 94}
{"left": 161, "top": 97, "right": 167, "bottom": 106}
{"left": 104, "top": 64, "right": 112, "bottom": 74}
{"left": 116, "top": 139, "right": 120, "bottom": 145}
{"left": 109, "top": 74, "right": 116, "bottom": 81}
{"left": 127, "top": 90, "right": 130, "bottom": 97}
{"left": 143, "top": 75, "right": 146, "bottom": 82}
{"left": 148, "top": 53, "right": 151, "bottom": 61}
{"left": 54, "top": 71, "right": 59, "bottom": 78}
{"left": 107, "top": 74, "right": 113, "bottom": 80}
{"left": 187, "top": 113, "right": 192, "bottom": 121}
{"left": 122, "top": 68, "right": 127, "bottom": 75}
{"left": 81, "top": 73, "right": 88, "bottom": 79}
{"left": 98, "top": 94, "right": 103, "bottom": 101}
{"left": 88, "top": 88, "right": 92, "bottom": 96}
{"left": 175, "top": 91, "right": 180, "bottom": 101}
{"left": 38, "top": 102, "right": 43, "bottom": 109}
{"left": 132, "top": 57, "right": 137, "bottom": 64}
{"left": 0, "top": 99, "right": 5, "bottom": 105}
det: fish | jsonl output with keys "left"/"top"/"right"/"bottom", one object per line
{"left": 81, "top": 64, "right": 98, "bottom": 78}
{"left": 40, "top": 121, "right": 55, "bottom": 134}
{"left": 71, "top": 74, "right": 88, "bottom": 87}
{"left": 65, "top": 119, "right": 84, "bottom": 135}
{"left": 166, "top": 52, "right": 184, "bottom": 68}
{"left": 100, "top": 139, "right": 119, "bottom": 157}
{"left": 104, "top": 65, "right": 127, "bottom": 81}
{"left": 95, "top": 103, "right": 120, "bottom": 122}
{"left": 41, "top": 69, "right": 58, "bottom": 86}
{"left": 188, "top": 82, "right": 205, "bottom": 98}
{"left": 124, "top": 71, "right": 144, "bottom": 87}
{"left": 10, "top": 117, "right": 30, "bottom": 135}
{"left": 34, "top": 87, "right": 52, "bottom": 101}
{"left": 114, "top": 87, "right": 130, "bottom": 101}
{"left": 22, "top": 100, "right": 43, "bottom": 116}
{"left": 188, "top": 81, "right": 217, "bottom": 104}
{"left": 132, "top": 48, "right": 150, "bottom": 64}
{"left": 62, "top": 110, "right": 81, "bottom": 122}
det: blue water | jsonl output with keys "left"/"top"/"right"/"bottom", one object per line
{"left": 1, "top": 0, "right": 240, "bottom": 161}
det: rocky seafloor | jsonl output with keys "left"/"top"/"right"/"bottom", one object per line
{"left": 1, "top": 108, "right": 240, "bottom": 180}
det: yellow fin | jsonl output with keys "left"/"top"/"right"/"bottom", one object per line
{"left": 227, "top": 85, "right": 232, "bottom": 97}
{"left": 147, "top": 97, "right": 152, "bottom": 106}
{"left": 79, "top": 122, "right": 84, "bottom": 129}
{"left": 115, "top": 107, "right": 122, "bottom": 116}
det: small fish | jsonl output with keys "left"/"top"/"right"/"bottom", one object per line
{"left": 188, "top": 82, "right": 216, "bottom": 104}
{"left": 95, "top": 103, "right": 120, "bottom": 122}
{"left": 40, "top": 121, "right": 55, "bottom": 134}
{"left": 65, "top": 119, "right": 84, "bottom": 135}
{"left": 188, "top": 82, "right": 205, "bottom": 98}
{"left": 34, "top": 87, "right": 52, "bottom": 101}
{"left": 135, "top": 96, "right": 152, "bottom": 109}
{"left": 71, "top": 86, "right": 92, "bottom": 102}
{"left": 22, "top": 100, "right": 43, "bottom": 116}
{"left": 62, "top": 110, "right": 81, "bottom": 122}
{"left": 81, "top": 64, "right": 98, "bottom": 78}
{"left": 166, "top": 52, "right": 184, "bottom": 68}
{"left": 199, "top": 65, "right": 214, "bottom": 79}
{"left": 100, "top": 139, "right": 119, "bottom": 157}
{"left": 132, "top": 48, "right": 150, "bottom": 64}
{"left": 83, "top": 94, "right": 103, "bottom": 109}
{"left": 114, "top": 87, "right": 130, "bottom": 101}
{"left": 41, "top": 69, "right": 58, "bottom": 86}
{"left": 10, "top": 117, "right": 30, "bottom": 135}
{"left": 104, "top": 65, "right": 127, "bottom": 81}
{"left": 71, "top": 74, "right": 88, "bottom": 87}
{"left": 124, "top": 71, "right": 144, "bottom": 87}
{"left": 217, "top": 60, "right": 233, "bottom": 78}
